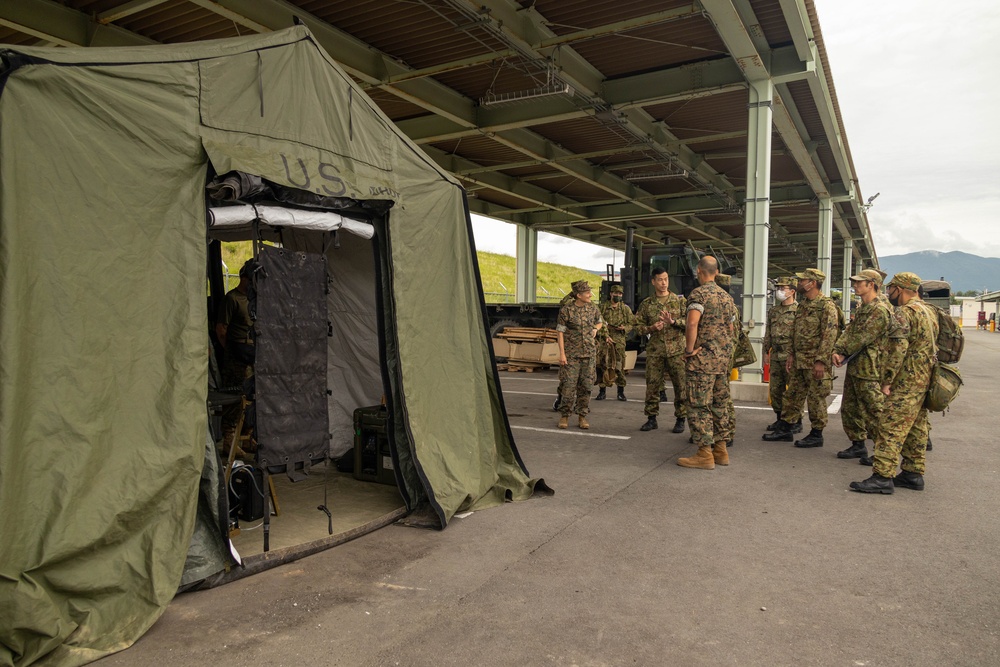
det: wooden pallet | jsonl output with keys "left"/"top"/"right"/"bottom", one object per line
{"left": 498, "top": 362, "right": 551, "bottom": 372}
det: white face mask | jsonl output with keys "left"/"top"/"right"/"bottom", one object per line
{"left": 775, "top": 289, "right": 788, "bottom": 301}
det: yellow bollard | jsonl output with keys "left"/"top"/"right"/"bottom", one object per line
{"left": 730, "top": 368, "right": 739, "bottom": 381}
{"left": 991, "top": 320, "right": 996, "bottom": 332}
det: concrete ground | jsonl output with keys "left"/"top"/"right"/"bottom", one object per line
{"left": 98, "top": 330, "right": 1000, "bottom": 667}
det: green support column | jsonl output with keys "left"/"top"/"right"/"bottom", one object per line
{"left": 842, "top": 239, "right": 854, "bottom": 316}
{"left": 515, "top": 225, "right": 538, "bottom": 303}
{"left": 818, "top": 198, "right": 833, "bottom": 296}
{"left": 740, "top": 78, "right": 773, "bottom": 384}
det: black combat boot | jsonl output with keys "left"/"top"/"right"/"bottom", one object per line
{"left": 659, "top": 390, "right": 668, "bottom": 403}
{"left": 762, "top": 420, "right": 794, "bottom": 441}
{"left": 794, "top": 428, "right": 824, "bottom": 448}
{"left": 672, "top": 418, "right": 686, "bottom": 433}
{"left": 595, "top": 387, "right": 606, "bottom": 401}
{"left": 789, "top": 419, "right": 803, "bottom": 434}
{"left": 893, "top": 470, "right": 925, "bottom": 491}
{"left": 837, "top": 440, "right": 867, "bottom": 459}
{"left": 859, "top": 454, "right": 874, "bottom": 466}
{"left": 850, "top": 473, "right": 894, "bottom": 494}
{"left": 926, "top": 437, "right": 933, "bottom": 452}
{"left": 617, "top": 387, "right": 627, "bottom": 401}
{"left": 765, "top": 410, "right": 782, "bottom": 431}
{"left": 640, "top": 416, "right": 658, "bottom": 431}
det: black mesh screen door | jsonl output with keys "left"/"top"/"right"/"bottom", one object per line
{"left": 254, "top": 245, "right": 329, "bottom": 479}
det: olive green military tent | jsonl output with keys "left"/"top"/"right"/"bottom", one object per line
{"left": 0, "top": 27, "right": 544, "bottom": 667}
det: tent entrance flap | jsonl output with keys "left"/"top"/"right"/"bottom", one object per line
{"left": 254, "top": 245, "right": 330, "bottom": 478}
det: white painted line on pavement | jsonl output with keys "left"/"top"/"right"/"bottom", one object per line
{"left": 735, "top": 405, "right": 776, "bottom": 411}
{"left": 828, "top": 394, "right": 843, "bottom": 414}
{"left": 503, "top": 390, "right": 558, "bottom": 397}
{"left": 511, "top": 425, "right": 631, "bottom": 440}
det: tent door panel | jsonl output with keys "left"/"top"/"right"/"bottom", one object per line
{"left": 254, "top": 245, "right": 329, "bottom": 476}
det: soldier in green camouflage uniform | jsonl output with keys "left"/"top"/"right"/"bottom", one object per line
{"left": 556, "top": 280, "right": 604, "bottom": 430}
{"left": 677, "top": 256, "right": 738, "bottom": 470}
{"left": 832, "top": 269, "right": 893, "bottom": 460}
{"left": 597, "top": 284, "right": 635, "bottom": 401}
{"left": 851, "top": 272, "right": 938, "bottom": 494}
{"left": 762, "top": 268, "right": 839, "bottom": 447}
{"left": 762, "top": 276, "right": 801, "bottom": 433}
{"left": 634, "top": 267, "right": 688, "bottom": 433}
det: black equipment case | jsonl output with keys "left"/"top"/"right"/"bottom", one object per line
{"left": 352, "top": 405, "right": 396, "bottom": 486}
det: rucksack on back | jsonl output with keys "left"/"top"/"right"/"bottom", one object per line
{"left": 925, "top": 362, "right": 962, "bottom": 412}
{"left": 929, "top": 304, "right": 964, "bottom": 363}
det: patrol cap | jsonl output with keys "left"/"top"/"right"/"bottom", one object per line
{"left": 571, "top": 279, "right": 591, "bottom": 294}
{"left": 888, "top": 272, "right": 922, "bottom": 291}
{"left": 795, "top": 268, "right": 826, "bottom": 282}
{"left": 850, "top": 269, "right": 884, "bottom": 285}
{"left": 874, "top": 268, "right": 888, "bottom": 281}
{"left": 774, "top": 276, "right": 795, "bottom": 287}
{"left": 239, "top": 259, "right": 257, "bottom": 278}
{"left": 610, "top": 284, "right": 624, "bottom": 294}
{"left": 716, "top": 273, "right": 731, "bottom": 287}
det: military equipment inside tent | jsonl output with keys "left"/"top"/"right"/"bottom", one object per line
{"left": 0, "top": 27, "right": 548, "bottom": 667}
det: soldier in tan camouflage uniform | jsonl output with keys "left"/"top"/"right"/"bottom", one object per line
{"left": 715, "top": 272, "right": 738, "bottom": 446}
{"left": 762, "top": 268, "right": 839, "bottom": 447}
{"left": 556, "top": 280, "right": 604, "bottom": 430}
{"left": 676, "top": 256, "right": 738, "bottom": 470}
{"left": 634, "top": 267, "right": 688, "bottom": 433}
{"left": 597, "top": 284, "right": 635, "bottom": 401}
{"left": 762, "top": 276, "right": 802, "bottom": 434}
{"left": 832, "top": 269, "right": 893, "bottom": 460}
{"left": 552, "top": 291, "right": 578, "bottom": 412}
{"left": 851, "top": 272, "right": 938, "bottom": 493}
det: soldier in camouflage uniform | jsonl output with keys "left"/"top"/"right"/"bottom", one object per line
{"left": 762, "top": 276, "right": 802, "bottom": 434}
{"left": 851, "top": 272, "right": 938, "bottom": 493}
{"left": 596, "top": 284, "right": 635, "bottom": 401}
{"left": 715, "top": 273, "right": 738, "bottom": 446}
{"left": 634, "top": 267, "right": 688, "bottom": 433}
{"left": 552, "top": 291, "right": 577, "bottom": 412}
{"left": 762, "top": 268, "right": 840, "bottom": 447}
{"left": 832, "top": 269, "right": 893, "bottom": 460}
{"left": 677, "top": 256, "right": 738, "bottom": 470}
{"left": 556, "top": 280, "right": 604, "bottom": 430}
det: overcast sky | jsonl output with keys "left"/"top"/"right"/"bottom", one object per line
{"left": 471, "top": 0, "right": 1000, "bottom": 268}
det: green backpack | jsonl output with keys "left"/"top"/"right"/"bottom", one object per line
{"left": 924, "top": 362, "right": 962, "bottom": 413}
{"left": 927, "top": 304, "right": 964, "bottom": 363}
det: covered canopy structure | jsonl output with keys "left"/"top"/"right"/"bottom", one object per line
{"left": 0, "top": 26, "right": 544, "bottom": 666}
{"left": 0, "top": 0, "right": 882, "bottom": 382}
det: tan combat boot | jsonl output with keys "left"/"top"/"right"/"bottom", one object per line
{"left": 578, "top": 415, "right": 590, "bottom": 430}
{"left": 712, "top": 442, "right": 729, "bottom": 466}
{"left": 558, "top": 416, "right": 569, "bottom": 429}
{"left": 677, "top": 445, "right": 715, "bottom": 470}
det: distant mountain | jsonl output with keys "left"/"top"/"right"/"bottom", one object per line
{"left": 878, "top": 251, "right": 999, "bottom": 293}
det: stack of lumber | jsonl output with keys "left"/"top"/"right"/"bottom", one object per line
{"left": 495, "top": 327, "right": 559, "bottom": 343}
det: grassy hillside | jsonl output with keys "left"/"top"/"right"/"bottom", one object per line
{"left": 218, "top": 243, "right": 600, "bottom": 302}
{"left": 478, "top": 251, "right": 602, "bottom": 303}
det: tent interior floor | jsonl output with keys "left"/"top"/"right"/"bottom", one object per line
{"left": 229, "top": 467, "right": 404, "bottom": 558}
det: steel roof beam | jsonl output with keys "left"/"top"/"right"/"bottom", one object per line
{"left": 0, "top": 0, "right": 156, "bottom": 47}
{"left": 454, "top": 0, "right": 738, "bottom": 207}
{"left": 97, "top": 0, "right": 171, "bottom": 24}
{"left": 423, "top": 146, "right": 586, "bottom": 219}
